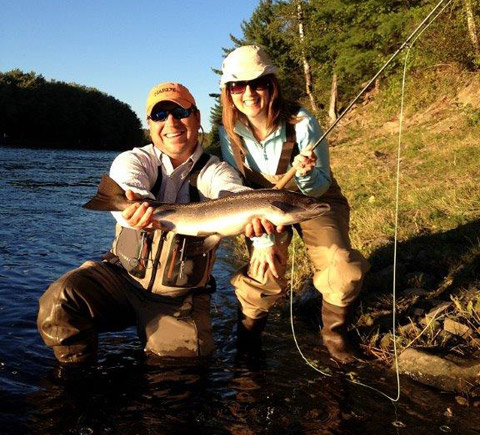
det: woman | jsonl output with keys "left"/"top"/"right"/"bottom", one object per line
{"left": 218, "top": 45, "right": 370, "bottom": 363}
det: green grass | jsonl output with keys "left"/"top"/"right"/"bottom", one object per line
{"left": 245, "top": 66, "right": 480, "bottom": 362}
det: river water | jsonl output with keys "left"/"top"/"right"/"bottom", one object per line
{"left": 0, "top": 146, "right": 479, "bottom": 434}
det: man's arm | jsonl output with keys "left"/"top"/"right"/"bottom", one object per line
{"left": 109, "top": 148, "right": 159, "bottom": 230}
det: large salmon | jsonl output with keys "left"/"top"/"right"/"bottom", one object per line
{"left": 84, "top": 174, "right": 330, "bottom": 239}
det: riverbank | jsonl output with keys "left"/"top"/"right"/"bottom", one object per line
{"left": 236, "top": 66, "right": 480, "bottom": 395}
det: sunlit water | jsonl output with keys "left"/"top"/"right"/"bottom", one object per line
{"left": 1, "top": 146, "right": 478, "bottom": 434}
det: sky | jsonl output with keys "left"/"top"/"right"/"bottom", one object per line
{"left": 0, "top": 0, "right": 260, "bottom": 131}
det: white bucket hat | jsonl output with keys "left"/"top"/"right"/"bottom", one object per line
{"left": 220, "top": 45, "right": 279, "bottom": 88}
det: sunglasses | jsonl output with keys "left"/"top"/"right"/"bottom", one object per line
{"left": 228, "top": 76, "right": 271, "bottom": 94}
{"left": 148, "top": 106, "right": 195, "bottom": 122}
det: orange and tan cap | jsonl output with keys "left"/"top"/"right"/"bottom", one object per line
{"left": 146, "top": 82, "right": 196, "bottom": 116}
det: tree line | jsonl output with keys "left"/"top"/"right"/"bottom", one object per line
{"left": 207, "top": 0, "right": 479, "bottom": 152}
{"left": 0, "top": 70, "right": 143, "bottom": 150}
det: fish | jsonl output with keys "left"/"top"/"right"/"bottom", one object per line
{"left": 83, "top": 174, "right": 330, "bottom": 249}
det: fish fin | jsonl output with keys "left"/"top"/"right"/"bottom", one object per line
{"left": 201, "top": 234, "right": 222, "bottom": 252}
{"left": 271, "top": 201, "right": 297, "bottom": 214}
{"left": 83, "top": 174, "right": 128, "bottom": 211}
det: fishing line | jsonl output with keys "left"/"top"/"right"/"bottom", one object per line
{"left": 289, "top": 0, "right": 454, "bottom": 402}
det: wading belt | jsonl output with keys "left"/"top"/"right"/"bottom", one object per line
{"left": 231, "top": 122, "right": 299, "bottom": 188}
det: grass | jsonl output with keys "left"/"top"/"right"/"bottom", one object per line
{"left": 232, "top": 65, "right": 480, "bottom": 364}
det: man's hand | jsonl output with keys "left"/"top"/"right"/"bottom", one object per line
{"left": 249, "top": 245, "right": 287, "bottom": 279}
{"left": 292, "top": 148, "right": 317, "bottom": 177}
{"left": 122, "top": 190, "right": 158, "bottom": 230}
{"left": 244, "top": 217, "right": 285, "bottom": 238}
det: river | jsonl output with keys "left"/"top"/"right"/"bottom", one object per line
{"left": 0, "top": 146, "right": 478, "bottom": 434}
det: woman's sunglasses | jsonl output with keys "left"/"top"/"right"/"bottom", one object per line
{"left": 228, "top": 76, "right": 271, "bottom": 94}
{"left": 148, "top": 106, "right": 195, "bottom": 122}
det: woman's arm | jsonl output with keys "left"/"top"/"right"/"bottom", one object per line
{"left": 294, "top": 109, "right": 331, "bottom": 197}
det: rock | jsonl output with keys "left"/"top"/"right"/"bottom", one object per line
{"left": 397, "top": 348, "right": 480, "bottom": 393}
{"left": 443, "top": 319, "right": 472, "bottom": 338}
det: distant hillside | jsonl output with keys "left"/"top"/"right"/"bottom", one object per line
{"left": 0, "top": 70, "right": 144, "bottom": 150}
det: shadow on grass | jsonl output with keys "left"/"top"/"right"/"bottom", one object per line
{"left": 364, "top": 219, "right": 480, "bottom": 296}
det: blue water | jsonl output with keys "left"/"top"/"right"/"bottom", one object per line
{"left": 0, "top": 146, "right": 478, "bottom": 434}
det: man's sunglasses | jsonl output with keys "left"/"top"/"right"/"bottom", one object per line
{"left": 228, "top": 76, "right": 271, "bottom": 94}
{"left": 148, "top": 106, "right": 195, "bottom": 122}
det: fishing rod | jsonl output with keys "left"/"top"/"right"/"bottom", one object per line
{"left": 274, "top": 0, "right": 451, "bottom": 190}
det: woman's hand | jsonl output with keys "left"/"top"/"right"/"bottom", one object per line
{"left": 292, "top": 148, "right": 317, "bottom": 176}
{"left": 249, "top": 245, "right": 287, "bottom": 280}
{"left": 121, "top": 190, "right": 159, "bottom": 230}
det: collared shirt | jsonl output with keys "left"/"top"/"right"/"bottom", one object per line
{"left": 219, "top": 108, "right": 331, "bottom": 197}
{"left": 109, "top": 143, "right": 248, "bottom": 228}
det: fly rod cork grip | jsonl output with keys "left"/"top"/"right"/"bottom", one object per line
{"left": 274, "top": 143, "right": 314, "bottom": 190}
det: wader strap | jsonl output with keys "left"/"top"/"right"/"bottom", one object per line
{"left": 189, "top": 152, "right": 210, "bottom": 202}
{"left": 236, "top": 124, "right": 300, "bottom": 187}
{"left": 276, "top": 122, "right": 299, "bottom": 175}
{"left": 231, "top": 141, "right": 246, "bottom": 178}
{"left": 151, "top": 166, "right": 163, "bottom": 198}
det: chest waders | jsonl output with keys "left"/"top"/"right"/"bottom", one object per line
{"left": 37, "top": 152, "right": 219, "bottom": 363}
{"left": 230, "top": 121, "right": 368, "bottom": 362}
{"left": 108, "top": 152, "right": 217, "bottom": 297}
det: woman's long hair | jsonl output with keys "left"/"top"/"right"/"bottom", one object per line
{"left": 221, "top": 74, "right": 300, "bottom": 155}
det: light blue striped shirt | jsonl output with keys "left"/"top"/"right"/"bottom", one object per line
{"left": 219, "top": 108, "right": 331, "bottom": 197}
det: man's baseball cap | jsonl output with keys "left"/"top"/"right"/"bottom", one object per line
{"left": 146, "top": 82, "right": 196, "bottom": 117}
{"left": 220, "top": 45, "right": 278, "bottom": 87}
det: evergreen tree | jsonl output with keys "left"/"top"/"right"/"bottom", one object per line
{"left": 209, "top": 0, "right": 479, "bottom": 135}
{"left": 204, "top": 93, "right": 223, "bottom": 158}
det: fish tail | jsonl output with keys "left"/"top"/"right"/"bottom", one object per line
{"left": 82, "top": 174, "right": 128, "bottom": 211}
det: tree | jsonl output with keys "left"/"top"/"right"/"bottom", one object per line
{"left": 0, "top": 70, "right": 143, "bottom": 149}
{"left": 296, "top": 0, "right": 319, "bottom": 113}
{"left": 463, "top": 0, "right": 479, "bottom": 55}
{"left": 204, "top": 93, "right": 223, "bottom": 158}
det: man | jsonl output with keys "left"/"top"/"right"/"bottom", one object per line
{"left": 37, "top": 82, "right": 273, "bottom": 364}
